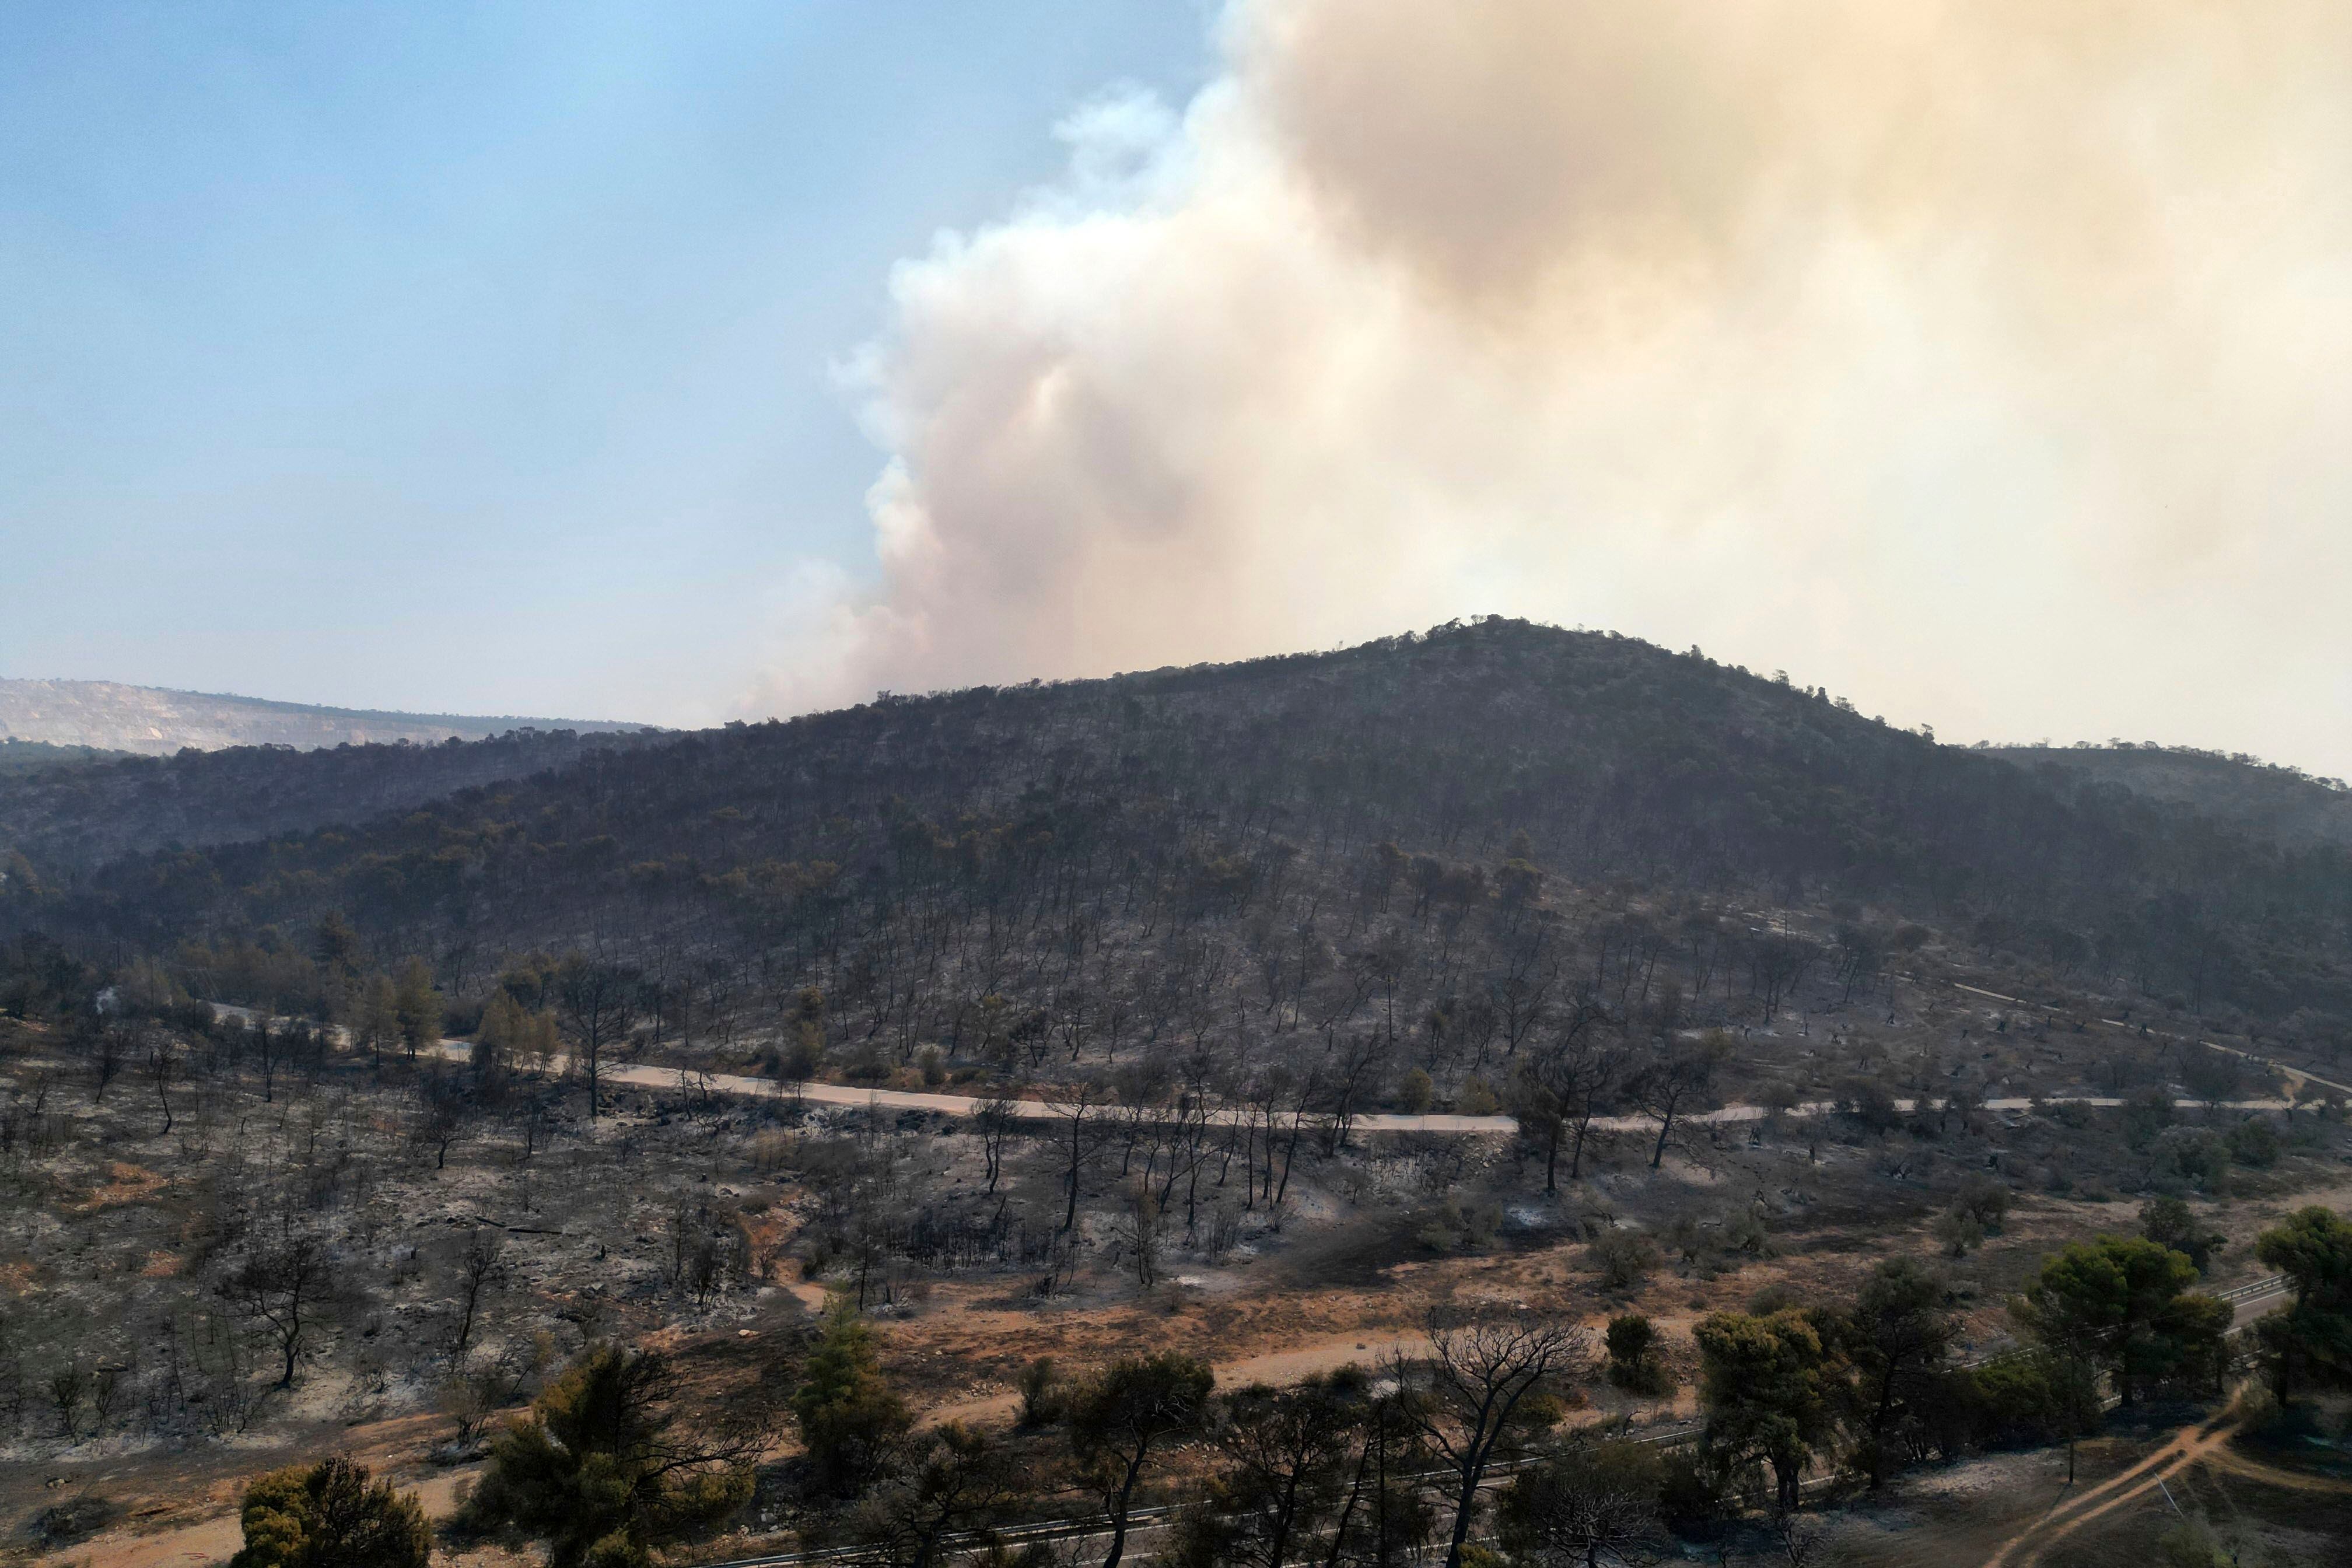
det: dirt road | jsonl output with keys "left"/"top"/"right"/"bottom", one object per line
{"left": 209, "top": 1003, "right": 2316, "bottom": 1138}
{"left": 431, "top": 1038, "right": 2301, "bottom": 1135}
{"left": 1979, "top": 1415, "right": 2240, "bottom": 1568}
{"left": 1945, "top": 979, "right": 2352, "bottom": 1099}
{"left": 37, "top": 1467, "right": 478, "bottom": 1568}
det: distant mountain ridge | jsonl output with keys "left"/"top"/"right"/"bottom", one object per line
{"left": 0, "top": 677, "right": 645, "bottom": 755}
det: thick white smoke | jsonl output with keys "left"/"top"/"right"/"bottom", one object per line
{"left": 760, "top": 0, "right": 2352, "bottom": 772}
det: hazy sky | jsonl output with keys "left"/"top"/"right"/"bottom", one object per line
{"left": 6, "top": 2, "right": 2350, "bottom": 776}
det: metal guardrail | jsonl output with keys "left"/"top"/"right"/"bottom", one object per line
{"left": 2216, "top": 1273, "right": 2287, "bottom": 1305}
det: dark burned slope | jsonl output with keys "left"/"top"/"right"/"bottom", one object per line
{"left": 1993, "top": 744, "right": 2352, "bottom": 853}
{"left": 9, "top": 620, "right": 2350, "bottom": 1025}
{"left": 0, "top": 727, "right": 654, "bottom": 884}
{"left": 0, "top": 738, "right": 132, "bottom": 776}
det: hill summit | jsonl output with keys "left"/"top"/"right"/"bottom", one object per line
{"left": 9, "top": 618, "right": 2347, "bottom": 1038}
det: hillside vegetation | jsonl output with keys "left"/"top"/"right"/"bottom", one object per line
{"left": 0, "top": 738, "right": 129, "bottom": 776}
{"left": 8, "top": 619, "right": 2346, "bottom": 1040}
{"left": 0, "top": 727, "right": 653, "bottom": 887}
{"left": 1993, "top": 743, "right": 2352, "bottom": 853}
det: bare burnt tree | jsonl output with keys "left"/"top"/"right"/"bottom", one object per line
{"left": 144, "top": 1032, "right": 176, "bottom": 1136}
{"left": 250, "top": 1013, "right": 282, "bottom": 1102}
{"left": 225, "top": 1232, "right": 333, "bottom": 1388}
{"left": 1068, "top": 1352, "right": 1215, "bottom": 1568}
{"left": 850, "top": 1420, "right": 1021, "bottom": 1568}
{"left": 1499, "top": 1440, "right": 1666, "bottom": 1568}
{"left": 84, "top": 1021, "right": 126, "bottom": 1105}
{"left": 415, "top": 1066, "right": 471, "bottom": 1169}
{"left": 47, "top": 1364, "right": 89, "bottom": 1441}
{"left": 1512, "top": 1022, "right": 1625, "bottom": 1191}
{"left": 1490, "top": 930, "right": 1557, "bottom": 1061}
{"left": 975, "top": 1096, "right": 1020, "bottom": 1196}
{"left": 555, "top": 953, "right": 639, "bottom": 1119}
{"left": 447, "top": 1228, "right": 505, "bottom": 1366}
{"left": 1632, "top": 1031, "right": 1730, "bottom": 1170}
{"left": 1832, "top": 925, "right": 1883, "bottom": 1005}
{"left": 1056, "top": 1080, "right": 1112, "bottom": 1233}
{"left": 1394, "top": 1310, "right": 1590, "bottom": 1568}
{"left": 1319, "top": 1031, "right": 1388, "bottom": 1153}
{"left": 1748, "top": 934, "right": 1820, "bottom": 1024}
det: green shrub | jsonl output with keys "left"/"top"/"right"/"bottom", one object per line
{"left": 1967, "top": 1353, "right": 2096, "bottom": 1449}
{"left": 793, "top": 1305, "right": 913, "bottom": 1496}
{"left": 2158, "top": 1519, "right": 2252, "bottom": 1568}
{"left": 470, "top": 1345, "right": 760, "bottom": 1566}
{"left": 2123, "top": 1087, "right": 2175, "bottom": 1152}
{"left": 1604, "top": 1313, "right": 1673, "bottom": 1395}
{"left": 231, "top": 1458, "right": 429, "bottom": 1568}
{"left": 1590, "top": 1230, "right": 1655, "bottom": 1290}
{"left": 2225, "top": 1116, "right": 2281, "bottom": 1168}
{"left": 2152, "top": 1126, "right": 2231, "bottom": 1194}
{"left": 1953, "top": 1178, "right": 2010, "bottom": 1234}
{"left": 1413, "top": 1198, "right": 1504, "bottom": 1254}
{"left": 1656, "top": 1450, "right": 1729, "bottom": 1538}
{"left": 2140, "top": 1196, "right": 2226, "bottom": 1274}
{"left": 1017, "top": 1357, "right": 1063, "bottom": 1427}
{"left": 1721, "top": 1204, "right": 1774, "bottom": 1258}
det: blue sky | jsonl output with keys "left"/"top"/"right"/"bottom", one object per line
{"left": 0, "top": 2, "right": 1212, "bottom": 723}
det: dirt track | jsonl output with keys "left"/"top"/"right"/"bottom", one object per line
{"left": 438, "top": 1040, "right": 2307, "bottom": 1134}
{"left": 32, "top": 1464, "right": 480, "bottom": 1568}
{"left": 1979, "top": 1415, "right": 2238, "bottom": 1568}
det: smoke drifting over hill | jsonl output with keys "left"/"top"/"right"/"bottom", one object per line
{"left": 766, "top": 0, "right": 2352, "bottom": 772}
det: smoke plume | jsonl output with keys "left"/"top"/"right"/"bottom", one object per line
{"left": 761, "top": 0, "right": 2352, "bottom": 771}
